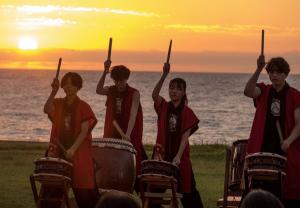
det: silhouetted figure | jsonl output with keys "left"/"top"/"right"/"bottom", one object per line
{"left": 44, "top": 72, "right": 99, "bottom": 208}
{"left": 96, "top": 61, "right": 147, "bottom": 192}
{"left": 150, "top": 62, "right": 204, "bottom": 208}
{"left": 244, "top": 56, "right": 300, "bottom": 208}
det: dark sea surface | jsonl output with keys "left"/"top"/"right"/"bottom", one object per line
{"left": 0, "top": 69, "right": 299, "bottom": 144}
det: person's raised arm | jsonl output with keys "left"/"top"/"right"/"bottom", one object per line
{"left": 44, "top": 78, "right": 59, "bottom": 114}
{"left": 172, "top": 128, "right": 191, "bottom": 166}
{"left": 282, "top": 108, "right": 300, "bottom": 152}
{"left": 96, "top": 60, "right": 111, "bottom": 95}
{"left": 244, "top": 55, "right": 265, "bottom": 98}
{"left": 152, "top": 63, "right": 170, "bottom": 106}
{"left": 125, "top": 91, "right": 140, "bottom": 140}
{"left": 65, "top": 120, "right": 89, "bottom": 161}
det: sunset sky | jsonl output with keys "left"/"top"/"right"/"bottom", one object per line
{"left": 1, "top": 0, "right": 300, "bottom": 72}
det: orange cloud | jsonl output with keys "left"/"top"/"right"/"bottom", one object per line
{"left": 165, "top": 24, "right": 300, "bottom": 35}
{"left": 17, "top": 17, "right": 77, "bottom": 28}
{"left": 2, "top": 5, "right": 160, "bottom": 17}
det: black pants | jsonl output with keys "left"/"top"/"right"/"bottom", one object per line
{"left": 149, "top": 171, "right": 204, "bottom": 208}
{"left": 135, "top": 146, "right": 149, "bottom": 193}
{"left": 73, "top": 188, "right": 100, "bottom": 208}
{"left": 180, "top": 171, "right": 204, "bottom": 208}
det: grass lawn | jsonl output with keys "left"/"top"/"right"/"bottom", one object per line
{"left": 0, "top": 141, "right": 227, "bottom": 208}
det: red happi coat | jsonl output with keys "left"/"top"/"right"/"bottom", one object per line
{"left": 155, "top": 98, "right": 199, "bottom": 193}
{"left": 103, "top": 85, "right": 143, "bottom": 175}
{"left": 48, "top": 97, "right": 97, "bottom": 189}
{"left": 247, "top": 83, "right": 300, "bottom": 199}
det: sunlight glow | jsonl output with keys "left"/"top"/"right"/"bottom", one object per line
{"left": 18, "top": 37, "right": 38, "bottom": 50}
{"left": 17, "top": 18, "right": 77, "bottom": 27}
{"left": 9, "top": 5, "right": 160, "bottom": 17}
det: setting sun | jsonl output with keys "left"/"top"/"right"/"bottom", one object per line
{"left": 18, "top": 37, "right": 38, "bottom": 50}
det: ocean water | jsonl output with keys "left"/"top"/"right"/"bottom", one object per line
{"left": 0, "top": 69, "right": 299, "bottom": 145}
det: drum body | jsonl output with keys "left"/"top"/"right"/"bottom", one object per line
{"left": 245, "top": 152, "right": 286, "bottom": 180}
{"left": 34, "top": 157, "right": 73, "bottom": 180}
{"left": 230, "top": 139, "right": 248, "bottom": 189}
{"left": 141, "top": 160, "right": 179, "bottom": 179}
{"left": 92, "top": 138, "right": 136, "bottom": 193}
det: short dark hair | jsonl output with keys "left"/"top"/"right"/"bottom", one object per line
{"left": 266, "top": 57, "right": 290, "bottom": 75}
{"left": 169, "top": 77, "right": 186, "bottom": 91}
{"left": 240, "top": 189, "right": 284, "bottom": 208}
{"left": 61, "top": 72, "right": 83, "bottom": 89}
{"left": 110, "top": 65, "right": 130, "bottom": 81}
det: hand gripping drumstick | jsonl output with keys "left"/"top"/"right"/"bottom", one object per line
{"left": 154, "top": 144, "right": 164, "bottom": 161}
{"left": 166, "top": 39, "right": 172, "bottom": 64}
{"left": 107, "top": 38, "right": 112, "bottom": 61}
{"left": 112, "top": 120, "right": 128, "bottom": 140}
{"left": 55, "top": 58, "right": 62, "bottom": 79}
{"left": 276, "top": 120, "right": 284, "bottom": 145}
{"left": 261, "top": 30, "right": 264, "bottom": 56}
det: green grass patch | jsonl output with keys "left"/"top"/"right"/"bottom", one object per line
{"left": 0, "top": 141, "right": 227, "bottom": 208}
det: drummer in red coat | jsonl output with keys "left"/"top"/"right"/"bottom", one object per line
{"left": 244, "top": 56, "right": 300, "bottom": 208}
{"left": 151, "top": 62, "right": 204, "bottom": 208}
{"left": 96, "top": 60, "right": 147, "bottom": 192}
{"left": 44, "top": 72, "right": 99, "bottom": 208}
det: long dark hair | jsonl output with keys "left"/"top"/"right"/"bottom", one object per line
{"left": 169, "top": 77, "right": 188, "bottom": 105}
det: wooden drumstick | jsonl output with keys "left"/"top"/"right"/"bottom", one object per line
{"left": 112, "top": 120, "right": 128, "bottom": 140}
{"left": 261, "top": 29, "right": 264, "bottom": 56}
{"left": 166, "top": 39, "right": 172, "bottom": 64}
{"left": 107, "top": 38, "right": 112, "bottom": 61}
{"left": 240, "top": 156, "right": 248, "bottom": 190}
{"left": 158, "top": 154, "right": 163, "bottom": 161}
{"left": 55, "top": 58, "right": 62, "bottom": 79}
{"left": 276, "top": 120, "right": 284, "bottom": 145}
{"left": 56, "top": 140, "right": 67, "bottom": 155}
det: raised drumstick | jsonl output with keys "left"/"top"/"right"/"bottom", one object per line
{"left": 55, "top": 58, "right": 62, "bottom": 79}
{"left": 276, "top": 120, "right": 284, "bottom": 144}
{"left": 107, "top": 38, "right": 112, "bottom": 61}
{"left": 166, "top": 39, "right": 172, "bottom": 64}
{"left": 112, "top": 120, "right": 128, "bottom": 140}
{"left": 261, "top": 30, "right": 264, "bottom": 56}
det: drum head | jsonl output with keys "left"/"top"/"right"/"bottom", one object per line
{"left": 246, "top": 152, "right": 286, "bottom": 161}
{"left": 245, "top": 152, "right": 287, "bottom": 177}
{"left": 92, "top": 138, "right": 136, "bottom": 154}
{"left": 35, "top": 157, "right": 73, "bottom": 166}
{"left": 34, "top": 157, "right": 73, "bottom": 179}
